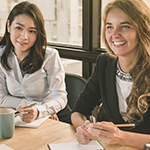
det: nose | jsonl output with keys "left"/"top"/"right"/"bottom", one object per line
{"left": 20, "top": 30, "right": 28, "bottom": 40}
{"left": 112, "top": 28, "right": 121, "bottom": 38}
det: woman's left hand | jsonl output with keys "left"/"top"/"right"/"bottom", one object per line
{"left": 50, "top": 114, "right": 59, "bottom": 121}
{"left": 17, "top": 105, "right": 39, "bottom": 123}
{"left": 87, "top": 121, "right": 124, "bottom": 145}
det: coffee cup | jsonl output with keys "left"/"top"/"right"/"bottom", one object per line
{"left": 0, "top": 107, "right": 15, "bottom": 139}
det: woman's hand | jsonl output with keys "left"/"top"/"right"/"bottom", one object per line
{"left": 76, "top": 120, "right": 94, "bottom": 144}
{"left": 50, "top": 114, "right": 59, "bottom": 121}
{"left": 17, "top": 105, "right": 39, "bottom": 123}
{"left": 87, "top": 121, "right": 124, "bottom": 145}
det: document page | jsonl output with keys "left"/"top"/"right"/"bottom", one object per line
{"left": 48, "top": 140, "right": 105, "bottom": 150}
{"left": 0, "top": 144, "right": 14, "bottom": 150}
{"left": 15, "top": 116, "right": 49, "bottom": 128}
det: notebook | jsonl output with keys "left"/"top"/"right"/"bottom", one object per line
{"left": 48, "top": 140, "right": 105, "bottom": 150}
{"left": 15, "top": 116, "right": 49, "bottom": 128}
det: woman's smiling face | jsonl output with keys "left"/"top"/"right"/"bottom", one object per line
{"left": 7, "top": 14, "right": 37, "bottom": 58}
{"left": 105, "top": 8, "right": 138, "bottom": 58}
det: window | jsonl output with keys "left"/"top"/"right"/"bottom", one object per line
{"left": 1, "top": 0, "right": 149, "bottom": 78}
{"left": 0, "top": 0, "right": 84, "bottom": 76}
{"left": 0, "top": 0, "right": 101, "bottom": 79}
{"left": 0, "top": 0, "right": 82, "bottom": 46}
{"left": 61, "top": 58, "right": 82, "bottom": 76}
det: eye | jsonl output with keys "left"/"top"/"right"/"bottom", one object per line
{"left": 29, "top": 30, "right": 36, "bottom": 34}
{"left": 122, "top": 25, "right": 130, "bottom": 29}
{"left": 16, "top": 26, "right": 22, "bottom": 30}
{"left": 106, "top": 25, "right": 113, "bottom": 30}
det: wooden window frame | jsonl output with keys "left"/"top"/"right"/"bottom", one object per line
{"left": 48, "top": 0, "right": 106, "bottom": 79}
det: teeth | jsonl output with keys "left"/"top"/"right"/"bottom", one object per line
{"left": 20, "top": 42, "right": 24, "bottom": 44}
{"left": 114, "top": 41, "right": 126, "bottom": 46}
{"left": 19, "top": 41, "right": 26, "bottom": 44}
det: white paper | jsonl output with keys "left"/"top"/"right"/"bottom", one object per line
{"left": 15, "top": 116, "right": 49, "bottom": 128}
{"left": 0, "top": 144, "right": 14, "bottom": 150}
{"left": 48, "top": 140, "right": 105, "bottom": 150}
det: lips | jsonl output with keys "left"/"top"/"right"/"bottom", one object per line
{"left": 113, "top": 41, "right": 127, "bottom": 46}
{"left": 18, "top": 41, "right": 27, "bottom": 46}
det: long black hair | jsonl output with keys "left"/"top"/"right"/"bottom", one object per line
{"left": 0, "top": 1, "right": 47, "bottom": 73}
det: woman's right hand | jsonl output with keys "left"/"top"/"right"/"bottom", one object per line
{"left": 76, "top": 120, "right": 94, "bottom": 144}
{"left": 17, "top": 105, "right": 39, "bottom": 123}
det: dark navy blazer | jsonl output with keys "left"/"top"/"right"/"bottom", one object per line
{"left": 72, "top": 53, "right": 150, "bottom": 134}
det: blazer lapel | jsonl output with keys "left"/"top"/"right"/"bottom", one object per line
{"left": 105, "top": 58, "right": 125, "bottom": 123}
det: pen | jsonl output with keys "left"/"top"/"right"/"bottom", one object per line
{"left": 90, "top": 115, "right": 96, "bottom": 123}
{"left": 15, "top": 103, "right": 36, "bottom": 115}
{"left": 108, "top": 124, "right": 135, "bottom": 127}
{"left": 88, "top": 123, "right": 135, "bottom": 128}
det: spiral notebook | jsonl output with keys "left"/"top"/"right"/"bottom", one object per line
{"left": 48, "top": 140, "right": 105, "bottom": 150}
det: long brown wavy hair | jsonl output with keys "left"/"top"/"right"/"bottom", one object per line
{"left": 0, "top": 1, "right": 47, "bottom": 73}
{"left": 102, "top": 0, "right": 150, "bottom": 125}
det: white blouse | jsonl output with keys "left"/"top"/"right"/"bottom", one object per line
{"left": 116, "top": 76, "right": 133, "bottom": 121}
{"left": 0, "top": 46, "right": 67, "bottom": 118}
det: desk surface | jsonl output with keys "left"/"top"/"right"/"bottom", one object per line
{"left": 0, "top": 118, "right": 141, "bottom": 150}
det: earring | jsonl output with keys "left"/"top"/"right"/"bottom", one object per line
{"left": 7, "top": 29, "right": 10, "bottom": 33}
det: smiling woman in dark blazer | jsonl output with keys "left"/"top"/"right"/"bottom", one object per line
{"left": 71, "top": 0, "right": 150, "bottom": 148}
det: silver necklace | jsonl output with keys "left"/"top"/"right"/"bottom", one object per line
{"left": 116, "top": 63, "right": 132, "bottom": 82}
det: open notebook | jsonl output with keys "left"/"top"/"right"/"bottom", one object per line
{"left": 15, "top": 116, "right": 49, "bottom": 128}
{"left": 48, "top": 140, "right": 105, "bottom": 150}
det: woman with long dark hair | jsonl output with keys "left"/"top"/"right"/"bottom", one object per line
{"left": 0, "top": 1, "right": 71, "bottom": 124}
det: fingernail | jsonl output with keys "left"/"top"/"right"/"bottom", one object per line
{"left": 87, "top": 127, "right": 91, "bottom": 133}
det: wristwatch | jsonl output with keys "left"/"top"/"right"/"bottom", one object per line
{"left": 143, "top": 143, "right": 150, "bottom": 150}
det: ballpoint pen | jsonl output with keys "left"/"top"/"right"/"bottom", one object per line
{"left": 15, "top": 103, "right": 36, "bottom": 115}
{"left": 90, "top": 115, "right": 96, "bottom": 123}
{"left": 86, "top": 116, "right": 96, "bottom": 128}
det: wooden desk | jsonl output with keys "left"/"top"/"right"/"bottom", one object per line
{"left": 0, "top": 118, "right": 141, "bottom": 150}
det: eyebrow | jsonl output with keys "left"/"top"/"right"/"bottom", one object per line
{"left": 16, "top": 22, "right": 37, "bottom": 29}
{"left": 105, "top": 21, "right": 132, "bottom": 25}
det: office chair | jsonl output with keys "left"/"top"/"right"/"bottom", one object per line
{"left": 65, "top": 73, "right": 99, "bottom": 123}
{"left": 65, "top": 73, "right": 87, "bottom": 109}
